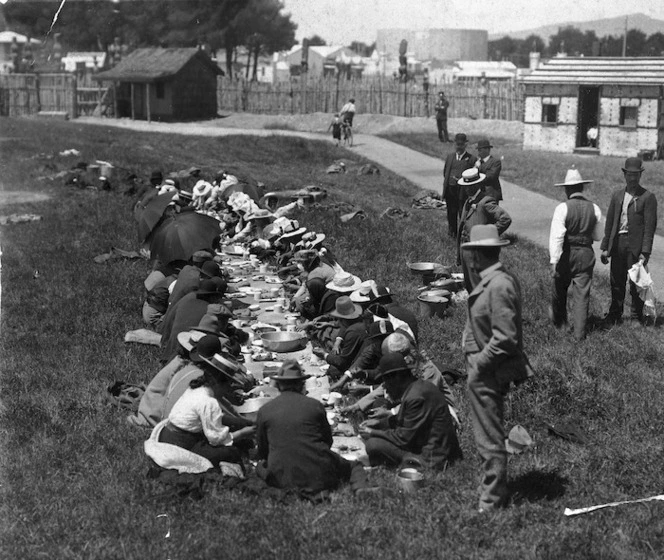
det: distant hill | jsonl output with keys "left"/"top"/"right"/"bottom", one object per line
{"left": 489, "top": 13, "right": 664, "bottom": 41}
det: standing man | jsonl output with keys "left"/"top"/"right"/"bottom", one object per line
{"left": 549, "top": 168, "right": 602, "bottom": 340}
{"left": 461, "top": 224, "right": 531, "bottom": 512}
{"left": 600, "top": 157, "right": 658, "bottom": 325}
{"left": 434, "top": 92, "right": 450, "bottom": 143}
{"left": 475, "top": 139, "right": 503, "bottom": 202}
{"left": 443, "top": 133, "right": 477, "bottom": 238}
{"left": 457, "top": 168, "right": 512, "bottom": 291}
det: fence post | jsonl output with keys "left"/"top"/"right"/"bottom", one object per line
{"left": 72, "top": 75, "right": 78, "bottom": 118}
{"left": 35, "top": 74, "right": 41, "bottom": 113}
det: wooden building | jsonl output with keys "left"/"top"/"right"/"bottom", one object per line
{"left": 522, "top": 57, "right": 664, "bottom": 158}
{"left": 93, "top": 48, "right": 222, "bottom": 121}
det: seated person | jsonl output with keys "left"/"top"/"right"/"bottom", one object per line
{"left": 329, "top": 319, "right": 394, "bottom": 391}
{"left": 143, "top": 272, "right": 177, "bottom": 331}
{"left": 359, "top": 353, "right": 462, "bottom": 469}
{"left": 368, "top": 285, "right": 419, "bottom": 342}
{"left": 290, "top": 250, "right": 336, "bottom": 309}
{"left": 168, "top": 251, "right": 217, "bottom": 307}
{"left": 154, "top": 355, "right": 256, "bottom": 470}
{"left": 256, "top": 361, "right": 374, "bottom": 496}
{"left": 296, "top": 277, "right": 342, "bottom": 320}
{"left": 312, "top": 295, "right": 367, "bottom": 380}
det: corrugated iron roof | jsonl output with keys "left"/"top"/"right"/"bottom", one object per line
{"left": 522, "top": 56, "right": 664, "bottom": 85}
{"left": 93, "top": 48, "right": 222, "bottom": 82}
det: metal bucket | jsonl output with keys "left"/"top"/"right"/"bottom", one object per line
{"left": 397, "top": 468, "right": 425, "bottom": 494}
{"left": 417, "top": 294, "right": 448, "bottom": 319}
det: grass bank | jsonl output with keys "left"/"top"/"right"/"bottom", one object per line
{"left": 380, "top": 131, "right": 664, "bottom": 237}
{"left": 2, "top": 118, "right": 664, "bottom": 559}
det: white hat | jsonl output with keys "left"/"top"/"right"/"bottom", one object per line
{"left": 326, "top": 271, "right": 363, "bottom": 293}
{"left": 457, "top": 168, "right": 486, "bottom": 187}
{"left": 554, "top": 167, "right": 593, "bottom": 187}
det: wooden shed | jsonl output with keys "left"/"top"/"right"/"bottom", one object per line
{"left": 522, "top": 57, "right": 664, "bottom": 158}
{"left": 93, "top": 48, "right": 223, "bottom": 121}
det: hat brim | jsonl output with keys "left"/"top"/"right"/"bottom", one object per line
{"left": 270, "top": 373, "right": 311, "bottom": 381}
{"left": 622, "top": 167, "right": 644, "bottom": 172}
{"left": 177, "top": 330, "right": 205, "bottom": 352}
{"left": 350, "top": 291, "right": 371, "bottom": 303}
{"left": 330, "top": 304, "right": 363, "bottom": 320}
{"left": 366, "top": 329, "right": 393, "bottom": 340}
{"left": 461, "top": 238, "right": 510, "bottom": 249}
{"left": 326, "top": 275, "right": 363, "bottom": 293}
{"left": 376, "top": 366, "right": 412, "bottom": 382}
{"left": 277, "top": 227, "right": 307, "bottom": 242}
{"left": 458, "top": 172, "right": 486, "bottom": 186}
{"left": 554, "top": 180, "right": 594, "bottom": 187}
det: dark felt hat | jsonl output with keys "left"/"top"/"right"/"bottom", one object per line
{"left": 196, "top": 278, "right": 227, "bottom": 297}
{"left": 192, "top": 250, "right": 213, "bottom": 263}
{"left": 476, "top": 138, "right": 493, "bottom": 149}
{"left": 189, "top": 334, "right": 223, "bottom": 363}
{"left": 622, "top": 157, "right": 644, "bottom": 172}
{"left": 270, "top": 360, "right": 310, "bottom": 381}
{"left": 369, "top": 285, "right": 393, "bottom": 304}
{"left": 150, "top": 170, "right": 164, "bottom": 182}
{"left": 200, "top": 260, "right": 221, "bottom": 279}
{"left": 329, "top": 296, "right": 363, "bottom": 320}
{"left": 454, "top": 133, "right": 468, "bottom": 143}
{"left": 366, "top": 320, "right": 395, "bottom": 340}
{"left": 376, "top": 352, "right": 413, "bottom": 381}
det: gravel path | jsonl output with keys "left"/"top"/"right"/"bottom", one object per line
{"left": 77, "top": 117, "right": 664, "bottom": 285}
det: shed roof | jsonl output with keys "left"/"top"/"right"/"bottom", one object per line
{"left": 93, "top": 48, "right": 222, "bottom": 82}
{"left": 523, "top": 56, "right": 664, "bottom": 85}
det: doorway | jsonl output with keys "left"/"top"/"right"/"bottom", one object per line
{"left": 577, "top": 86, "right": 600, "bottom": 148}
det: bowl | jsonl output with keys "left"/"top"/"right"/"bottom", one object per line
{"left": 397, "top": 468, "right": 425, "bottom": 494}
{"left": 409, "top": 262, "right": 436, "bottom": 275}
{"left": 260, "top": 331, "right": 308, "bottom": 352}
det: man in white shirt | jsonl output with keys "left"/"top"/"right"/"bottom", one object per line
{"left": 340, "top": 98, "right": 356, "bottom": 127}
{"left": 549, "top": 168, "right": 602, "bottom": 340}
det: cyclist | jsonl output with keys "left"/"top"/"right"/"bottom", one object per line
{"left": 339, "top": 98, "right": 356, "bottom": 127}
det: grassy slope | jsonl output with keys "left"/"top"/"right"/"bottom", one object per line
{"left": 380, "top": 131, "right": 664, "bottom": 237}
{"left": 1, "top": 118, "right": 664, "bottom": 559}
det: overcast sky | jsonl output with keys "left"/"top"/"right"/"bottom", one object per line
{"left": 282, "top": 0, "right": 664, "bottom": 45}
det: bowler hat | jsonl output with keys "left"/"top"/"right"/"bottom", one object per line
{"left": 458, "top": 168, "right": 486, "bottom": 187}
{"left": 200, "top": 260, "right": 221, "bottom": 279}
{"left": 366, "top": 320, "right": 394, "bottom": 340}
{"left": 476, "top": 139, "right": 493, "bottom": 149}
{"left": 554, "top": 167, "right": 593, "bottom": 187}
{"left": 376, "top": 352, "right": 412, "bottom": 381}
{"left": 460, "top": 224, "right": 510, "bottom": 249}
{"left": 192, "top": 250, "right": 213, "bottom": 263}
{"left": 454, "top": 133, "right": 468, "bottom": 143}
{"left": 270, "top": 360, "right": 311, "bottom": 381}
{"left": 196, "top": 278, "right": 227, "bottom": 297}
{"left": 622, "top": 157, "right": 644, "bottom": 172}
{"left": 150, "top": 170, "right": 163, "bottom": 182}
{"left": 329, "top": 296, "right": 363, "bottom": 320}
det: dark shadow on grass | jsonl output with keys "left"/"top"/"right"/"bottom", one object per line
{"left": 509, "top": 470, "right": 569, "bottom": 504}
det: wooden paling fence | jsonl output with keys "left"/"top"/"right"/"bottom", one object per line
{"left": 0, "top": 73, "right": 112, "bottom": 118}
{"left": 217, "top": 77, "right": 525, "bottom": 121}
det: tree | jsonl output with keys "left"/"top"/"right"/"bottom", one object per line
{"left": 349, "top": 41, "right": 375, "bottom": 57}
{"left": 625, "top": 29, "right": 647, "bottom": 56}
{"left": 305, "top": 34, "right": 327, "bottom": 46}
{"left": 488, "top": 36, "right": 517, "bottom": 62}
{"left": 645, "top": 32, "right": 664, "bottom": 56}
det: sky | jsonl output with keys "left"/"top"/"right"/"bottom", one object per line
{"left": 281, "top": 0, "right": 664, "bottom": 46}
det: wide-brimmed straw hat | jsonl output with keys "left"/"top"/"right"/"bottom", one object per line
{"left": 189, "top": 333, "right": 227, "bottom": 363}
{"left": 457, "top": 168, "right": 486, "bottom": 187}
{"left": 622, "top": 157, "right": 644, "bottom": 173}
{"left": 329, "top": 295, "right": 363, "bottom": 320}
{"left": 270, "top": 360, "right": 311, "bottom": 381}
{"left": 246, "top": 208, "right": 274, "bottom": 221}
{"left": 375, "top": 352, "right": 413, "bottom": 381}
{"left": 554, "top": 167, "right": 593, "bottom": 187}
{"left": 326, "top": 271, "right": 362, "bottom": 293}
{"left": 202, "top": 352, "right": 243, "bottom": 379}
{"left": 460, "top": 224, "right": 510, "bottom": 249}
{"left": 176, "top": 329, "right": 206, "bottom": 353}
{"left": 350, "top": 279, "right": 377, "bottom": 303}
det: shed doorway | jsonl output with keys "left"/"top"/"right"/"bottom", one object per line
{"left": 577, "top": 86, "right": 600, "bottom": 149}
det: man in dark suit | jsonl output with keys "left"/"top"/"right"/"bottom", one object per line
{"left": 359, "top": 353, "right": 462, "bottom": 469}
{"left": 600, "top": 157, "right": 658, "bottom": 324}
{"left": 443, "top": 133, "right": 477, "bottom": 238}
{"left": 461, "top": 224, "right": 532, "bottom": 512}
{"left": 256, "top": 361, "right": 373, "bottom": 497}
{"left": 475, "top": 138, "right": 503, "bottom": 202}
{"left": 434, "top": 91, "right": 450, "bottom": 142}
{"left": 456, "top": 168, "right": 512, "bottom": 291}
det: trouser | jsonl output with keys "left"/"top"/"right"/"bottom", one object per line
{"left": 159, "top": 423, "right": 242, "bottom": 467}
{"left": 445, "top": 190, "right": 459, "bottom": 237}
{"left": 551, "top": 246, "right": 595, "bottom": 340}
{"left": 466, "top": 354, "right": 510, "bottom": 510}
{"left": 364, "top": 437, "right": 407, "bottom": 467}
{"left": 142, "top": 301, "right": 164, "bottom": 331}
{"left": 436, "top": 119, "right": 449, "bottom": 142}
{"left": 608, "top": 235, "right": 643, "bottom": 320}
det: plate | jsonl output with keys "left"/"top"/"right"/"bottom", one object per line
{"left": 264, "top": 277, "right": 282, "bottom": 284}
{"left": 451, "top": 273, "right": 464, "bottom": 280}
{"left": 257, "top": 312, "right": 289, "bottom": 326}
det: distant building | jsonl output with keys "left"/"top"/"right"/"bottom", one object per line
{"left": 275, "top": 45, "right": 359, "bottom": 78}
{"left": 522, "top": 56, "right": 664, "bottom": 157}
{"left": 0, "top": 31, "right": 41, "bottom": 73}
{"left": 94, "top": 47, "right": 223, "bottom": 121}
{"left": 376, "top": 29, "right": 487, "bottom": 62}
{"left": 61, "top": 52, "right": 106, "bottom": 73}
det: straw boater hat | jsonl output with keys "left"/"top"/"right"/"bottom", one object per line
{"left": 457, "top": 168, "right": 486, "bottom": 187}
{"left": 460, "top": 224, "right": 510, "bottom": 249}
{"left": 350, "top": 279, "right": 377, "bottom": 303}
{"left": 329, "top": 296, "right": 363, "bottom": 320}
{"left": 326, "top": 271, "right": 362, "bottom": 293}
{"left": 554, "top": 167, "right": 593, "bottom": 187}
{"left": 270, "top": 360, "right": 311, "bottom": 381}
{"left": 202, "top": 352, "right": 244, "bottom": 379}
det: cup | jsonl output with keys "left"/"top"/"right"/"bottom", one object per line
{"left": 270, "top": 287, "right": 280, "bottom": 298}
{"left": 273, "top": 303, "right": 283, "bottom": 313}
{"left": 287, "top": 316, "right": 297, "bottom": 326}
{"left": 253, "top": 291, "right": 262, "bottom": 302}
{"left": 327, "top": 391, "right": 342, "bottom": 406}
{"left": 259, "top": 264, "right": 268, "bottom": 274}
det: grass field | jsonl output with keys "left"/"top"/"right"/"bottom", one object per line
{"left": 2, "top": 118, "right": 664, "bottom": 559}
{"left": 381, "top": 131, "right": 664, "bottom": 237}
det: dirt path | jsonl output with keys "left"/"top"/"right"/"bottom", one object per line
{"left": 77, "top": 117, "right": 664, "bottom": 284}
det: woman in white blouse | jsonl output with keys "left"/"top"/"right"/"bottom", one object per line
{"left": 158, "top": 358, "right": 256, "bottom": 468}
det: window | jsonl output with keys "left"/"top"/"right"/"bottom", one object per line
{"left": 619, "top": 106, "right": 637, "bottom": 128}
{"left": 542, "top": 104, "right": 558, "bottom": 124}
{"left": 155, "top": 82, "right": 165, "bottom": 99}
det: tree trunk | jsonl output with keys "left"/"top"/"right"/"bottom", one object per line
{"left": 252, "top": 46, "right": 260, "bottom": 81}
{"left": 245, "top": 47, "right": 251, "bottom": 79}
{"left": 225, "top": 42, "right": 233, "bottom": 79}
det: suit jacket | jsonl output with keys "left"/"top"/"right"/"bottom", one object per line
{"left": 442, "top": 151, "right": 477, "bottom": 200}
{"left": 457, "top": 191, "right": 512, "bottom": 261}
{"left": 372, "top": 379, "right": 462, "bottom": 468}
{"left": 600, "top": 186, "right": 657, "bottom": 257}
{"left": 256, "top": 391, "right": 345, "bottom": 493}
{"left": 477, "top": 155, "right": 503, "bottom": 201}
{"left": 463, "top": 264, "right": 530, "bottom": 385}
{"left": 325, "top": 321, "right": 367, "bottom": 371}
